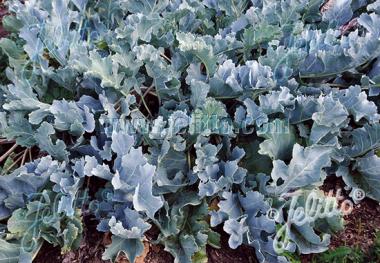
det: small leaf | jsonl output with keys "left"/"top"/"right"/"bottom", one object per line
{"left": 103, "top": 236, "right": 144, "bottom": 263}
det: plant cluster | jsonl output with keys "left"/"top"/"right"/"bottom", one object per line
{"left": 0, "top": 0, "right": 380, "bottom": 262}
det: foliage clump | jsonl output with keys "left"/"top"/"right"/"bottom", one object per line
{"left": 0, "top": 0, "right": 380, "bottom": 262}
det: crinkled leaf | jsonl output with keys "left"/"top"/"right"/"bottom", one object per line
{"left": 269, "top": 144, "right": 332, "bottom": 195}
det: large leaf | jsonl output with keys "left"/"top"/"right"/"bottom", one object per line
{"left": 258, "top": 119, "right": 296, "bottom": 160}
{"left": 269, "top": 144, "right": 332, "bottom": 195}
{"left": 35, "top": 122, "right": 68, "bottom": 161}
{"left": 0, "top": 157, "right": 55, "bottom": 220}
{"left": 346, "top": 123, "right": 380, "bottom": 158}
{"left": 341, "top": 153, "right": 380, "bottom": 202}
{"left": 176, "top": 32, "right": 217, "bottom": 76}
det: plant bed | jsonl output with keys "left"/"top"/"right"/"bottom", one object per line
{"left": 1, "top": 1, "right": 380, "bottom": 263}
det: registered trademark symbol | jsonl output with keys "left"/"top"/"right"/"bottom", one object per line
{"left": 353, "top": 188, "right": 365, "bottom": 201}
{"left": 267, "top": 208, "right": 279, "bottom": 221}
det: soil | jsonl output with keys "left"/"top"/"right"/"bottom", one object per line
{"left": 300, "top": 176, "right": 380, "bottom": 262}
{"left": 33, "top": 243, "right": 63, "bottom": 263}
{"left": 34, "top": 221, "right": 260, "bottom": 263}
{"left": 331, "top": 198, "right": 380, "bottom": 250}
{"left": 34, "top": 195, "right": 379, "bottom": 263}
{"left": 320, "top": 176, "right": 380, "bottom": 252}
{"left": 207, "top": 229, "right": 258, "bottom": 263}
{"left": 33, "top": 215, "right": 106, "bottom": 263}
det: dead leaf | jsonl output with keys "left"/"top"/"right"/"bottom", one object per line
{"left": 116, "top": 242, "right": 150, "bottom": 263}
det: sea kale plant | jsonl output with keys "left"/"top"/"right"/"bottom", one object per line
{"left": 0, "top": 0, "right": 380, "bottom": 262}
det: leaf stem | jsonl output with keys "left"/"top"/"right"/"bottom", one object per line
{"left": 2, "top": 153, "right": 24, "bottom": 174}
{"left": 21, "top": 149, "right": 28, "bottom": 166}
{"left": 0, "top": 138, "right": 15, "bottom": 144}
{"left": 0, "top": 144, "right": 18, "bottom": 163}
{"left": 141, "top": 97, "right": 153, "bottom": 118}
{"left": 187, "top": 150, "right": 192, "bottom": 169}
{"left": 160, "top": 53, "right": 172, "bottom": 63}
